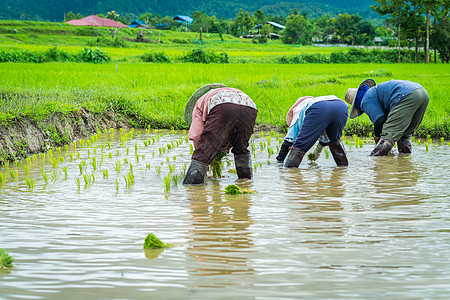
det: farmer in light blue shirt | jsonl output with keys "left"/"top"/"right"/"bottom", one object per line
{"left": 345, "top": 79, "right": 429, "bottom": 156}
{"left": 276, "top": 95, "right": 349, "bottom": 167}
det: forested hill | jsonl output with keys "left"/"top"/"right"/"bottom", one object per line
{"left": 0, "top": 0, "right": 378, "bottom": 22}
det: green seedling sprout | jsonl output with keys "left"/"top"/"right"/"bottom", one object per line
{"left": 166, "top": 157, "right": 170, "bottom": 162}
{"left": 261, "top": 131, "right": 264, "bottom": 137}
{"left": 172, "top": 174, "right": 180, "bottom": 186}
{"left": 146, "top": 163, "right": 151, "bottom": 172}
{"left": 411, "top": 136, "right": 415, "bottom": 143}
{"left": 210, "top": 150, "right": 226, "bottom": 178}
{"left": 102, "top": 169, "right": 109, "bottom": 179}
{"left": 135, "top": 153, "right": 139, "bottom": 163}
{"left": 78, "top": 162, "right": 83, "bottom": 175}
{"left": 0, "top": 172, "right": 5, "bottom": 185}
{"left": 62, "top": 167, "right": 68, "bottom": 179}
{"left": 108, "top": 153, "right": 113, "bottom": 159}
{"left": 155, "top": 166, "right": 162, "bottom": 175}
{"left": 87, "top": 149, "right": 91, "bottom": 157}
{"left": 91, "top": 157, "right": 97, "bottom": 171}
{"left": 425, "top": 142, "right": 429, "bottom": 152}
{"left": 26, "top": 157, "right": 31, "bottom": 165}
{"left": 168, "top": 164, "right": 176, "bottom": 174}
{"left": 324, "top": 147, "right": 330, "bottom": 159}
{"left": 48, "top": 149, "right": 53, "bottom": 158}
{"left": 8, "top": 170, "right": 18, "bottom": 181}
{"left": 59, "top": 156, "right": 65, "bottom": 163}
{"left": 114, "top": 160, "right": 122, "bottom": 173}
{"left": 143, "top": 233, "right": 165, "bottom": 249}
{"left": 417, "top": 139, "right": 421, "bottom": 146}
{"left": 107, "top": 142, "right": 112, "bottom": 149}
{"left": 75, "top": 178, "right": 81, "bottom": 189}
{"left": 41, "top": 171, "right": 48, "bottom": 185}
{"left": 115, "top": 179, "right": 119, "bottom": 192}
{"left": 225, "top": 184, "right": 256, "bottom": 195}
{"left": 51, "top": 171, "right": 58, "bottom": 182}
{"left": 79, "top": 140, "right": 84, "bottom": 148}
{"left": 124, "top": 157, "right": 129, "bottom": 164}
{"left": 24, "top": 177, "right": 35, "bottom": 191}
{"left": 441, "top": 137, "right": 445, "bottom": 144}
{"left": 126, "top": 148, "right": 130, "bottom": 156}
{"left": 163, "top": 175, "right": 171, "bottom": 191}
{"left": 24, "top": 165, "right": 30, "bottom": 176}
{"left": 189, "top": 144, "right": 194, "bottom": 154}
{"left": 86, "top": 140, "right": 91, "bottom": 147}
{"left": 57, "top": 147, "right": 61, "bottom": 155}
{"left": 267, "top": 147, "right": 274, "bottom": 158}
{"left": 0, "top": 249, "right": 14, "bottom": 269}
{"left": 52, "top": 158, "right": 58, "bottom": 169}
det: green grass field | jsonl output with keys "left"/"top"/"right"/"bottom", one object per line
{"left": 1, "top": 62, "right": 449, "bottom": 137}
{"left": 1, "top": 21, "right": 449, "bottom": 138}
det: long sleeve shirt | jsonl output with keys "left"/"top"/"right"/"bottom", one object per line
{"left": 188, "top": 87, "right": 257, "bottom": 148}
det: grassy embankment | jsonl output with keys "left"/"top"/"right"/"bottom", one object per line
{"left": 0, "top": 20, "right": 449, "bottom": 139}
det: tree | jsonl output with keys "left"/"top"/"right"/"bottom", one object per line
{"left": 253, "top": 9, "right": 266, "bottom": 25}
{"left": 65, "top": 11, "right": 76, "bottom": 22}
{"left": 431, "top": 15, "right": 450, "bottom": 62}
{"left": 106, "top": 11, "right": 119, "bottom": 21}
{"left": 282, "top": 13, "right": 310, "bottom": 44}
{"left": 372, "top": 0, "right": 409, "bottom": 63}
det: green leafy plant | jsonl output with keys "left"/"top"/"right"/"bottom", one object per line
{"left": 0, "top": 249, "right": 14, "bottom": 269}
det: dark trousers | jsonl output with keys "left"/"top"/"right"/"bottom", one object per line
{"left": 192, "top": 103, "right": 258, "bottom": 164}
{"left": 293, "top": 100, "right": 348, "bottom": 152}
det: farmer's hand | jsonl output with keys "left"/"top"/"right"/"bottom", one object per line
{"left": 310, "top": 143, "right": 324, "bottom": 161}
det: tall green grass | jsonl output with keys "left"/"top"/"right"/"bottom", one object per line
{"left": 0, "top": 62, "right": 448, "bottom": 137}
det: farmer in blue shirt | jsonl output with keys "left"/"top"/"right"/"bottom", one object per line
{"left": 276, "top": 95, "right": 349, "bottom": 167}
{"left": 345, "top": 79, "right": 429, "bottom": 156}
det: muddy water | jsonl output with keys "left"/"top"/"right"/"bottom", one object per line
{"left": 1, "top": 130, "right": 450, "bottom": 299}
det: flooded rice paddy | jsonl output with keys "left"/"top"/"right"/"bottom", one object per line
{"left": 1, "top": 129, "right": 450, "bottom": 299}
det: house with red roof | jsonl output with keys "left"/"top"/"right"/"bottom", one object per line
{"left": 66, "top": 15, "right": 129, "bottom": 28}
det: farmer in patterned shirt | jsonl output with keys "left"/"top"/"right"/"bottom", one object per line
{"left": 183, "top": 84, "right": 258, "bottom": 184}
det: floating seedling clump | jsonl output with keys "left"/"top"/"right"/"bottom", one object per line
{"left": 0, "top": 249, "right": 14, "bottom": 269}
{"left": 143, "top": 233, "right": 175, "bottom": 249}
{"left": 224, "top": 184, "right": 257, "bottom": 195}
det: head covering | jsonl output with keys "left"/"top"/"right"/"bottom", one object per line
{"left": 345, "top": 79, "right": 376, "bottom": 118}
{"left": 184, "top": 83, "right": 227, "bottom": 125}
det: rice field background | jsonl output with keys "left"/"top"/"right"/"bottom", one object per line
{"left": 0, "top": 62, "right": 449, "bottom": 137}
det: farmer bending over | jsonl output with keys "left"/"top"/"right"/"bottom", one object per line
{"left": 183, "top": 84, "right": 258, "bottom": 184}
{"left": 276, "top": 95, "right": 349, "bottom": 168}
{"left": 344, "top": 79, "right": 429, "bottom": 156}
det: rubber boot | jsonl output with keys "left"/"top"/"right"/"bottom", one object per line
{"left": 183, "top": 159, "right": 209, "bottom": 184}
{"left": 234, "top": 152, "right": 253, "bottom": 179}
{"left": 370, "top": 136, "right": 395, "bottom": 156}
{"left": 276, "top": 140, "right": 293, "bottom": 162}
{"left": 328, "top": 140, "right": 349, "bottom": 166}
{"left": 283, "top": 147, "right": 306, "bottom": 168}
{"left": 397, "top": 136, "right": 412, "bottom": 154}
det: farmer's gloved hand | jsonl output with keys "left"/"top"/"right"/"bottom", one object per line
{"left": 310, "top": 142, "right": 326, "bottom": 161}
{"left": 276, "top": 140, "right": 293, "bottom": 162}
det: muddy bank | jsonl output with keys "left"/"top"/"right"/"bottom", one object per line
{"left": 0, "top": 108, "right": 133, "bottom": 164}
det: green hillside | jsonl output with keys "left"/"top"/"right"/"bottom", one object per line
{"left": 0, "top": 0, "right": 377, "bottom": 22}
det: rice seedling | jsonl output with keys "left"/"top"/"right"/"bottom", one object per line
{"left": 261, "top": 131, "right": 265, "bottom": 137}
{"left": 425, "top": 142, "right": 429, "bottom": 152}
{"left": 411, "top": 136, "right": 415, "bottom": 143}
{"left": 126, "top": 148, "right": 130, "bottom": 156}
{"left": 115, "top": 178, "right": 119, "bottom": 191}
{"left": 108, "top": 152, "right": 113, "bottom": 159}
{"left": 87, "top": 149, "right": 91, "bottom": 157}
{"left": 259, "top": 141, "right": 266, "bottom": 150}
{"left": 110, "top": 128, "right": 114, "bottom": 134}
{"left": 48, "top": 149, "right": 53, "bottom": 158}
{"left": 163, "top": 175, "right": 171, "bottom": 192}
{"left": 168, "top": 164, "right": 176, "bottom": 173}
{"left": 51, "top": 171, "right": 58, "bottom": 182}
{"left": 26, "top": 157, "right": 31, "bottom": 165}
{"left": 267, "top": 147, "right": 274, "bottom": 158}
{"left": 0, "top": 249, "right": 14, "bottom": 269}
{"left": 57, "top": 147, "right": 61, "bottom": 155}
{"left": 324, "top": 147, "right": 330, "bottom": 158}
{"left": 75, "top": 178, "right": 81, "bottom": 189}
{"left": 93, "top": 147, "right": 97, "bottom": 155}
{"left": 417, "top": 139, "right": 421, "bottom": 146}
{"left": 120, "top": 128, "right": 124, "bottom": 134}
{"left": 266, "top": 136, "right": 272, "bottom": 145}
{"left": 32, "top": 154, "right": 37, "bottom": 162}
{"left": 90, "top": 157, "right": 97, "bottom": 171}
{"left": 83, "top": 174, "right": 93, "bottom": 187}
{"left": 441, "top": 137, "right": 445, "bottom": 144}
{"left": 24, "top": 165, "right": 30, "bottom": 176}
{"left": 62, "top": 167, "right": 68, "bottom": 179}
{"left": 0, "top": 172, "right": 5, "bottom": 186}
{"left": 145, "top": 163, "right": 151, "bottom": 172}
{"left": 24, "top": 177, "right": 34, "bottom": 191}
{"left": 102, "top": 169, "right": 109, "bottom": 179}
{"left": 51, "top": 158, "right": 58, "bottom": 169}
{"left": 172, "top": 174, "right": 180, "bottom": 186}
{"left": 166, "top": 157, "right": 170, "bottom": 162}
{"left": 41, "top": 170, "right": 48, "bottom": 185}
{"left": 155, "top": 165, "right": 162, "bottom": 175}
{"left": 108, "top": 142, "right": 112, "bottom": 149}
{"left": 79, "top": 140, "right": 84, "bottom": 148}
{"left": 189, "top": 144, "right": 193, "bottom": 154}
{"left": 8, "top": 170, "right": 18, "bottom": 181}
{"left": 124, "top": 157, "right": 129, "bottom": 164}
{"left": 135, "top": 153, "right": 139, "bottom": 163}
{"left": 114, "top": 160, "right": 122, "bottom": 173}
{"left": 116, "top": 149, "right": 120, "bottom": 156}
{"left": 64, "top": 144, "right": 69, "bottom": 152}
{"left": 76, "top": 152, "right": 81, "bottom": 159}
{"left": 86, "top": 139, "right": 91, "bottom": 147}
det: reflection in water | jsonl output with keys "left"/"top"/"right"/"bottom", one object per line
{"left": 282, "top": 167, "right": 346, "bottom": 232}
{"left": 185, "top": 182, "right": 254, "bottom": 287}
{"left": 371, "top": 156, "right": 426, "bottom": 208}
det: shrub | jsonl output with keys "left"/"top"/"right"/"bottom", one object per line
{"left": 79, "top": 47, "right": 111, "bottom": 63}
{"left": 181, "top": 48, "right": 229, "bottom": 64}
{"left": 140, "top": 51, "right": 171, "bottom": 63}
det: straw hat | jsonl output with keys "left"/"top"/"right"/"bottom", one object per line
{"left": 184, "top": 83, "right": 227, "bottom": 125}
{"left": 345, "top": 79, "right": 376, "bottom": 118}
